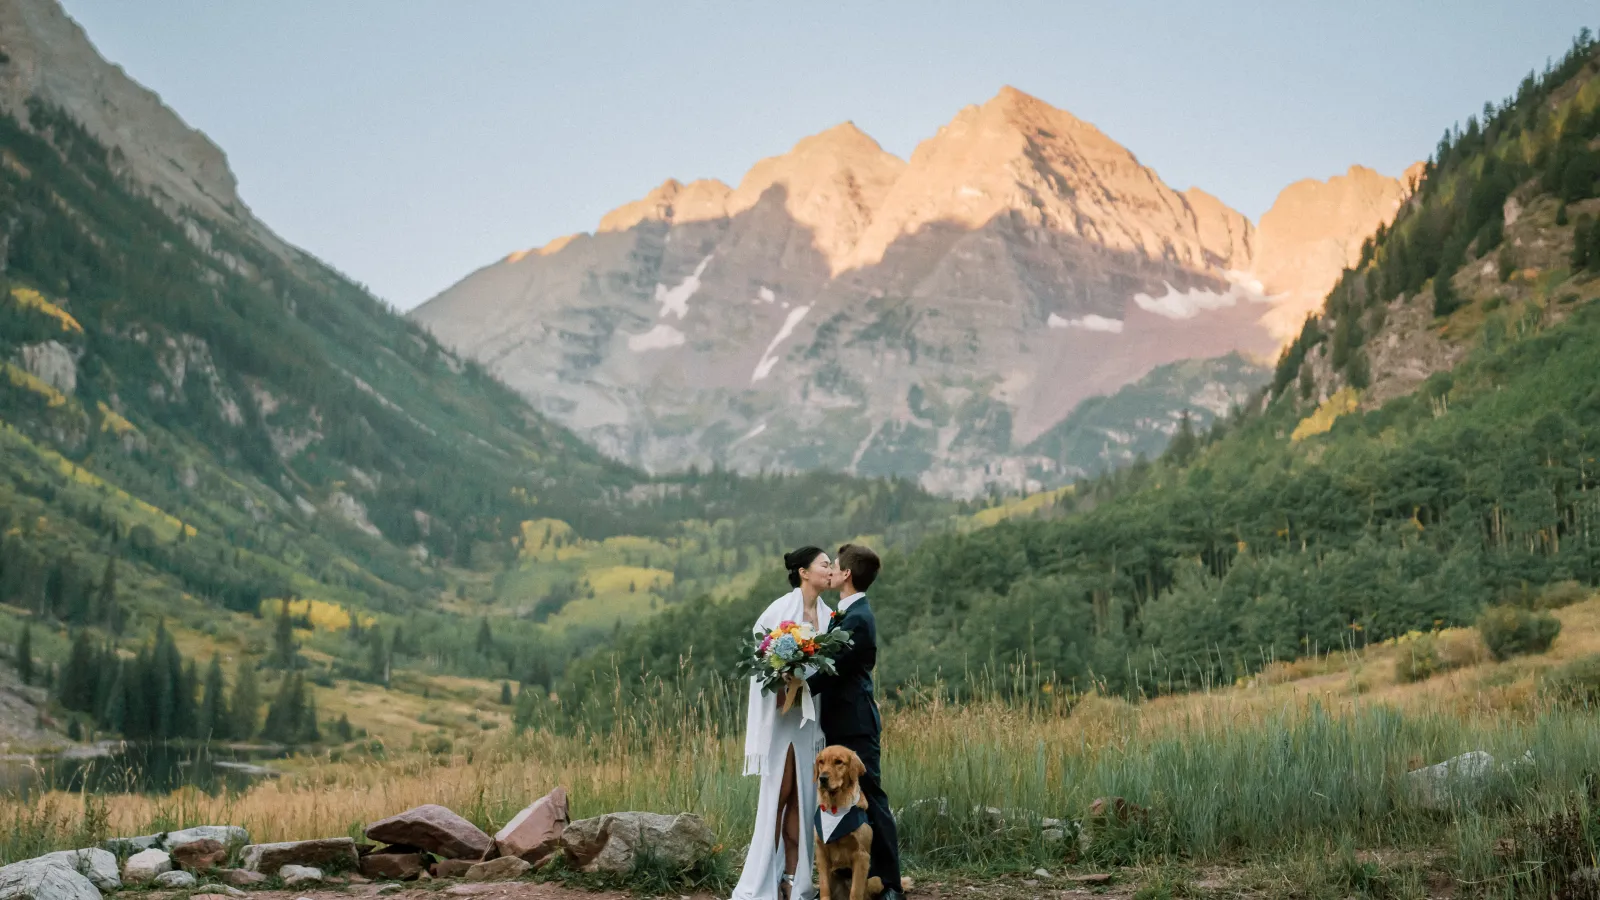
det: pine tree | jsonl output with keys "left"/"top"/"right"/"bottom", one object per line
{"left": 475, "top": 618, "right": 493, "bottom": 656}
{"left": 499, "top": 681, "right": 512, "bottom": 705}
{"left": 98, "top": 662, "right": 126, "bottom": 734}
{"left": 59, "top": 630, "right": 95, "bottom": 713}
{"left": 271, "top": 599, "right": 298, "bottom": 670}
{"left": 262, "top": 673, "right": 307, "bottom": 744}
{"left": 95, "top": 557, "right": 119, "bottom": 632}
{"left": 335, "top": 713, "right": 353, "bottom": 742}
{"left": 230, "top": 659, "right": 260, "bottom": 740}
{"left": 16, "top": 624, "right": 33, "bottom": 686}
{"left": 367, "top": 631, "right": 390, "bottom": 686}
{"left": 198, "top": 654, "right": 229, "bottom": 740}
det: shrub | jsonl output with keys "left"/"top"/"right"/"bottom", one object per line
{"left": 1394, "top": 632, "right": 1482, "bottom": 683}
{"left": 1536, "top": 580, "right": 1589, "bottom": 610}
{"left": 1477, "top": 605, "right": 1562, "bottom": 661}
{"left": 1544, "top": 654, "right": 1600, "bottom": 707}
{"left": 1395, "top": 636, "right": 1445, "bottom": 683}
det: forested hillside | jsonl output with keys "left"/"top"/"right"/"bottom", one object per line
{"left": 538, "top": 32, "right": 1600, "bottom": 726}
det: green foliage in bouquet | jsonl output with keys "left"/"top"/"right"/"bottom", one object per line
{"left": 734, "top": 621, "right": 854, "bottom": 697}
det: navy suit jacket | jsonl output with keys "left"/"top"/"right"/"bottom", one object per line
{"left": 807, "top": 597, "right": 881, "bottom": 740}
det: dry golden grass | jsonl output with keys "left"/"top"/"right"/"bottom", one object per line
{"left": 6, "top": 595, "right": 1600, "bottom": 876}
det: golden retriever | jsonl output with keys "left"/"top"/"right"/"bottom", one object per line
{"left": 813, "top": 745, "right": 879, "bottom": 900}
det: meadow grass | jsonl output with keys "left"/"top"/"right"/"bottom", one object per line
{"left": 8, "top": 605, "right": 1600, "bottom": 897}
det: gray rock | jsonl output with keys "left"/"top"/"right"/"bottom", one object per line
{"left": 1041, "top": 827, "right": 1066, "bottom": 844}
{"left": 32, "top": 849, "right": 120, "bottom": 891}
{"left": 560, "top": 812, "right": 713, "bottom": 875}
{"left": 154, "top": 870, "right": 198, "bottom": 889}
{"left": 464, "top": 857, "right": 529, "bottom": 882}
{"left": 376, "top": 886, "right": 404, "bottom": 896}
{"left": 0, "top": 860, "right": 101, "bottom": 900}
{"left": 240, "top": 839, "right": 356, "bottom": 873}
{"left": 278, "top": 866, "right": 323, "bottom": 887}
{"left": 1405, "top": 750, "right": 1497, "bottom": 810}
{"left": 122, "top": 848, "right": 174, "bottom": 884}
{"left": 203, "top": 885, "right": 247, "bottom": 897}
{"left": 100, "top": 835, "right": 163, "bottom": 857}
{"left": 166, "top": 826, "right": 250, "bottom": 851}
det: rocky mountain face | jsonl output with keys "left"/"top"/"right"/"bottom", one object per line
{"left": 415, "top": 88, "right": 1414, "bottom": 494}
{"left": 1252, "top": 163, "right": 1425, "bottom": 343}
{"left": 0, "top": 0, "right": 292, "bottom": 262}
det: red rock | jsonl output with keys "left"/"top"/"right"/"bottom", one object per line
{"left": 492, "top": 788, "right": 568, "bottom": 866}
{"left": 358, "top": 853, "right": 424, "bottom": 881}
{"left": 433, "top": 859, "right": 474, "bottom": 879}
{"left": 365, "top": 805, "right": 491, "bottom": 860}
{"left": 172, "top": 838, "right": 228, "bottom": 871}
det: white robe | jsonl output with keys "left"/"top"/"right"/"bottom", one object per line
{"left": 732, "top": 589, "right": 833, "bottom": 900}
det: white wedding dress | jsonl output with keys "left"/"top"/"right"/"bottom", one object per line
{"left": 732, "top": 589, "right": 833, "bottom": 900}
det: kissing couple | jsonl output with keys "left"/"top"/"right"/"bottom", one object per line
{"left": 731, "top": 544, "right": 905, "bottom": 900}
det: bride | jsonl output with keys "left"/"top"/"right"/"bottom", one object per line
{"left": 732, "top": 546, "right": 837, "bottom": 900}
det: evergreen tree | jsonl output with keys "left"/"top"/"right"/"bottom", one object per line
{"left": 198, "top": 654, "right": 229, "bottom": 740}
{"left": 335, "top": 713, "right": 353, "bottom": 742}
{"left": 15, "top": 624, "right": 32, "bottom": 686}
{"left": 95, "top": 557, "right": 120, "bottom": 633}
{"left": 58, "top": 630, "right": 95, "bottom": 713}
{"left": 271, "top": 599, "right": 298, "bottom": 670}
{"left": 261, "top": 673, "right": 307, "bottom": 744}
{"left": 230, "top": 659, "right": 260, "bottom": 740}
{"left": 475, "top": 618, "right": 493, "bottom": 656}
{"left": 98, "top": 662, "right": 126, "bottom": 734}
{"left": 499, "top": 681, "right": 512, "bottom": 705}
{"left": 367, "top": 630, "right": 390, "bottom": 686}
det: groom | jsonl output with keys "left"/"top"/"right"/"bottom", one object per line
{"left": 807, "top": 543, "right": 904, "bottom": 899}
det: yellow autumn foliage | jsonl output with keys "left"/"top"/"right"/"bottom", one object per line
{"left": 259, "top": 597, "right": 375, "bottom": 632}
{"left": 9, "top": 286, "right": 83, "bottom": 334}
{"left": 1290, "top": 388, "right": 1359, "bottom": 442}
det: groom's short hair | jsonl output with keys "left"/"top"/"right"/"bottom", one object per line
{"left": 836, "top": 544, "right": 880, "bottom": 591}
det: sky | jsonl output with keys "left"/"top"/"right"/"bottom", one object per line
{"left": 58, "top": 1, "right": 1599, "bottom": 311}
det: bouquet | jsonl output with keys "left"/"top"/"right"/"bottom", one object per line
{"left": 736, "top": 620, "right": 854, "bottom": 714}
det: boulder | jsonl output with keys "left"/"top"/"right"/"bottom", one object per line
{"left": 433, "top": 860, "right": 474, "bottom": 879}
{"left": 122, "top": 848, "right": 175, "bottom": 884}
{"left": 358, "top": 853, "right": 424, "bottom": 881}
{"left": 240, "top": 839, "right": 357, "bottom": 873}
{"left": 167, "top": 827, "right": 250, "bottom": 851}
{"left": 34, "top": 849, "right": 121, "bottom": 890}
{"left": 172, "top": 838, "right": 228, "bottom": 871}
{"left": 365, "top": 805, "right": 492, "bottom": 860}
{"left": 278, "top": 865, "right": 323, "bottom": 887}
{"left": 155, "top": 870, "right": 198, "bottom": 889}
{"left": 0, "top": 860, "right": 101, "bottom": 900}
{"left": 101, "top": 835, "right": 163, "bottom": 857}
{"left": 221, "top": 868, "right": 268, "bottom": 887}
{"left": 465, "top": 858, "right": 529, "bottom": 882}
{"left": 493, "top": 787, "right": 568, "bottom": 866}
{"left": 1406, "top": 750, "right": 1497, "bottom": 810}
{"left": 560, "top": 812, "right": 713, "bottom": 875}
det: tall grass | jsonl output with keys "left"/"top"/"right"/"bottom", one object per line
{"left": 5, "top": 641, "right": 1600, "bottom": 896}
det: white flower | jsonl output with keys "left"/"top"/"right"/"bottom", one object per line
{"left": 797, "top": 623, "right": 816, "bottom": 641}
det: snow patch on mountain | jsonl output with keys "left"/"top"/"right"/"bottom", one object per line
{"left": 1048, "top": 313, "right": 1124, "bottom": 333}
{"left": 628, "top": 324, "right": 687, "bottom": 351}
{"left": 655, "top": 254, "right": 713, "bottom": 319}
{"left": 752, "top": 305, "right": 812, "bottom": 382}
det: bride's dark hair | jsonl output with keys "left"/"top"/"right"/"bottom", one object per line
{"left": 783, "top": 546, "right": 826, "bottom": 589}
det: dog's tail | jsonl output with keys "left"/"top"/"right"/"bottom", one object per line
{"left": 901, "top": 876, "right": 915, "bottom": 893}
{"left": 868, "top": 876, "right": 913, "bottom": 895}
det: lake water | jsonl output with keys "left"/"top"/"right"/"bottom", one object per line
{"left": 0, "top": 743, "right": 285, "bottom": 799}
